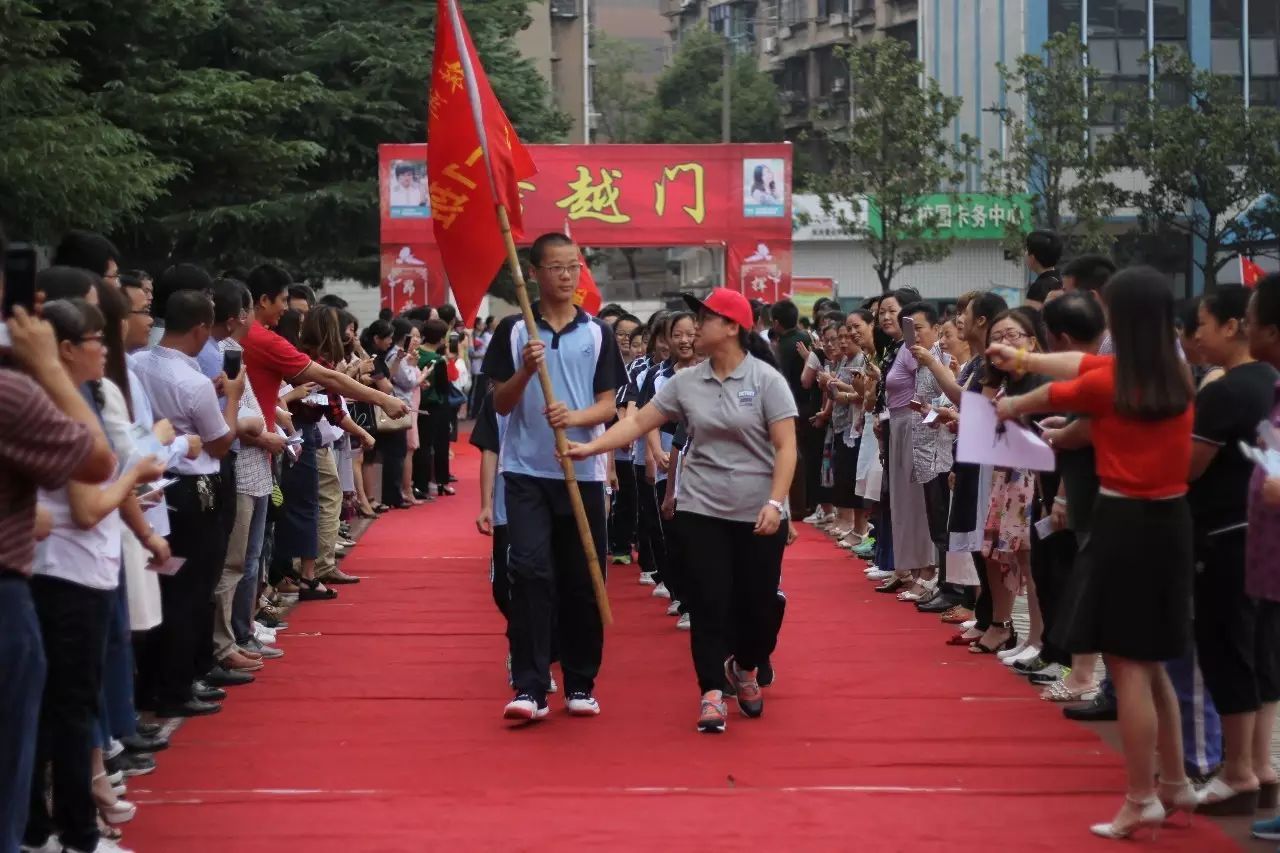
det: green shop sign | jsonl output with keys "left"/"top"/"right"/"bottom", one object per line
{"left": 868, "top": 193, "right": 1033, "bottom": 241}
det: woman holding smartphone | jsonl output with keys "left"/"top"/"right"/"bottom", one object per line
{"left": 564, "top": 289, "right": 796, "bottom": 734}
{"left": 988, "top": 268, "right": 1196, "bottom": 839}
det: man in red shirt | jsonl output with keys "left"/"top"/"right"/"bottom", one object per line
{"left": 241, "top": 264, "right": 408, "bottom": 431}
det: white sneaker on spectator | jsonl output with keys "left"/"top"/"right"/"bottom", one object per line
{"left": 866, "top": 570, "right": 894, "bottom": 581}
{"left": 996, "top": 641, "right": 1029, "bottom": 662}
{"left": 20, "top": 837, "right": 62, "bottom": 853}
{"left": 565, "top": 692, "right": 601, "bottom": 716}
{"left": 802, "top": 508, "right": 828, "bottom": 525}
{"left": 676, "top": 613, "right": 691, "bottom": 631}
{"left": 666, "top": 600, "right": 681, "bottom": 616}
{"left": 652, "top": 582, "right": 671, "bottom": 599}
{"left": 253, "top": 625, "right": 277, "bottom": 645}
{"left": 639, "top": 572, "right": 656, "bottom": 586}
{"left": 1004, "top": 644, "right": 1042, "bottom": 667}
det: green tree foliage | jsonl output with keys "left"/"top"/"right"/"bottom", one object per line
{"left": 643, "top": 26, "right": 782, "bottom": 144}
{"left": 1108, "top": 46, "right": 1280, "bottom": 290}
{"left": 0, "top": 0, "right": 570, "bottom": 280}
{"left": 591, "top": 32, "right": 652, "bottom": 143}
{"left": 0, "top": 0, "right": 176, "bottom": 240}
{"left": 987, "top": 28, "right": 1119, "bottom": 259}
{"left": 811, "top": 39, "right": 971, "bottom": 292}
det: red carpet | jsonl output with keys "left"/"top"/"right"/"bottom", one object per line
{"left": 126, "top": 441, "right": 1237, "bottom": 851}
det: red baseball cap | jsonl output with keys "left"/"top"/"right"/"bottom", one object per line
{"left": 683, "top": 288, "right": 754, "bottom": 330}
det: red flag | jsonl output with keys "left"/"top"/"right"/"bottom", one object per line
{"left": 1242, "top": 256, "right": 1266, "bottom": 289}
{"left": 428, "top": 0, "right": 536, "bottom": 325}
{"left": 563, "top": 220, "right": 602, "bottom": 315}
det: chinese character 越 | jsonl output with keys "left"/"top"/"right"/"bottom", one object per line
{"left": 556, "top": 166, "right": 630, "bottom": 224}
{"left": 653, "top": 163, "right": 706, "bottom": 224}
{"left": 970, "top": 204, "right": 988, "bottom": 229}
{"left": 440, "top": 60, "right": 465, "bottom": 95}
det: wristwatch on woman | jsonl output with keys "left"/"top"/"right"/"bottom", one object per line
{"left": 767, "top": 499, "right": 787, "bottom": 518}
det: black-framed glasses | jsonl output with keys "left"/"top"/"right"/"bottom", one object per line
{"left": 77, "top": 333, "right": 106, "bottom": 345}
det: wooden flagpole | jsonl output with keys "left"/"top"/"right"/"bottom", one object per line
{"left": 444, "top": 0, "right": 612, "bottom": 625}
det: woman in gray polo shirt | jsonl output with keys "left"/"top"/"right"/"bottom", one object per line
{"left": 565, "top": 288, "right": 796, "bottom": 734}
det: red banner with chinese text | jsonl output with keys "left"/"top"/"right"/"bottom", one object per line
{"left": 380, "top": 143, "right": 793, "bottom": 311}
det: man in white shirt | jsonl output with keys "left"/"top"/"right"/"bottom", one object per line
{"left": 131, "top": 290, "right": 245, "bottom": 718}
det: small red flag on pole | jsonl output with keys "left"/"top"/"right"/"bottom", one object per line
{"left": 427, "top": 0, "right": 536, "bottom": 325}
{"left": 1241, "top": 255, "right": 1266, "bottom": 289}
{"left": 563, "top": 219, "right": 603, "bottom": 315}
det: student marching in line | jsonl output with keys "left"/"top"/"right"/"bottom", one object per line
{"left": 566, "top": 288, "right": 796, "bottom": 733}
{"left": 481, "top": 233, "right": 624, "bottom": 723}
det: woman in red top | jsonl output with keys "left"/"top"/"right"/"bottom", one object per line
{"left": 986, "top": 267, "right": 1197, "bottom": 840}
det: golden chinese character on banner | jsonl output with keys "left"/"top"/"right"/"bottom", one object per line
{"left": 430, "top": 185, "right": 469, "bottom": 229}
{"left": 428, "top": 91, "right": 447, "bottom": 122}
{"left": 555, "top": 166, "right": 630, "bottom": 224}
{"left": 440, "top": 60, "right": 465, "bottom": 94}
{"left": 653, "top": 163, "right": 705, "bottom": 224}
{"left": 430, "top": 147, "right": 484, "bottom": 229}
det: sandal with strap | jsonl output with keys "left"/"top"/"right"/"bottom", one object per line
{"left": 297, "top": 576, "right": 338, "bottom": 601}
{"left": 1040, "top": 679, "right": 1099, "bottom": 703}
{"left": 969, "top": 621, "right": 1017, "bottom": 655}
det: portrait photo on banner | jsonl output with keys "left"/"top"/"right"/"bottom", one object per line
{"left": 742, "top": 157, "right": 786, "bottom": 218}
{"left": 389, "top": 159, "right": 430, "bottom": 218}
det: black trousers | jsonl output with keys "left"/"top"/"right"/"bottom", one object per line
{"left": 379, "top": 428, "right": 408, "bottom": 506}
{"left": 1031, "top": 524, "right": 1078, "bottom": 668}
{"left": 26, "top": 576, "right": 112, "bottom": 852}
{"left": 504, "top": 474, "right": 606, "bottom": 702}
{"left": 634, "top": 465, "right": 667, "bottom": 582}
{"left": 608, "top": 457, "right": 638, "bottom": 558}
{"left": 1194, "top": 528, "right": 1280, "bottom": 715}
{"left": 137, "top": 474, "right": 225, "bottom": 710}
{"left": 412, "top": 407, "right": 451, "bottom": 490}
{"left": 675, "top": 511, "right": 788, "bottom": 694}
{"left": 655, "top": 479, "right": 688, "bottom": 613}
{"left": 972, "top": 551, "right": 992, "bottom": 631}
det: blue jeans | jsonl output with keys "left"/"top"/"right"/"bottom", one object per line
{"left": 0, "top": 577, "right": 46, "bottom": 853}
{"left": 99, "top": 570, "right": 136, "bottom": 743}
{"left": 232, "top": 494, "right": 269, "bottom": 646}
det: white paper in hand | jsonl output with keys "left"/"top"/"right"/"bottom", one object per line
{"left": 956, "top": 391, "right": 1056, "bottom": 472}
{"left": 1239, "top": 439, "right": 1280, "bottom": 476}
{"left": 148, "top": 556, "right": 186, "bottom": 576}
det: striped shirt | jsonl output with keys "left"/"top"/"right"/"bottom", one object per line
{"left": 0, "top": 369, "right": 95, "bottom": 576}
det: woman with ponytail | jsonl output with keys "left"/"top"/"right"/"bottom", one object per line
{"left": 564, "top": 288, "right": 796, "bottom": 734}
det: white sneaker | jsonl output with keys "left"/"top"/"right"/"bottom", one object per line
{"left": 802, "top": 508, "right": 828, "bottom": 524}
{"left": 639, "top": 572, "right": 656, "bottom": 586}
{"left": 996, "top": 641, "right": 1027, "bottom": 661}
{"left": 666, "top": 600, "right": 681, "bottom": 616}
{"left": 98, "top": 841, "right": 136, "bottom": 853}
{"left": 866, "top": 570, "right": 894, "bottom": 581}
{"left": 566, "top": 692, "right": 601, "bottom": 716}
{"left": 863, "top": 564, "right": 881, "bottom": 574}
{"left": 1004, "top": 644, "right": 1042, "bottom": 667}
{"left": 503, "top": 693, "right": 548, "bottom": 721}
{"left": 253, "top": 625, "right": 277, "bottom": 645}
{"left": 21, "top": 837, "right": 62, "bottom": 853}
{"left": 960, "top": 619, "right": 977, "bottom": 630}
{"left": 652, "top": 582, "right": 671, "bottom": 599}
{"left": 676, "top": 612, "right": 691, "bottom": 631}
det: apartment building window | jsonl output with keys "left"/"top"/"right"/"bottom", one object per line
{"left": 884, "top": 21, "right": 918, "bottom": 60}
{"left": 1253, "top": 0, "right": 1280, "bottom": 108}
{"left": 781, "top": 0, "right": 804, "bottom": 28}
{"left": 1153, "top": 0, "right": 1188, "bottom": 107}
{"left": 1049, "top": 0, "right": 1084, "bottom": 36}
{"left": 709, "top": 2, "right": 728, "bottom": 34}
{"left": 1087, "top": 0, "right": 1148, "bottom": 130}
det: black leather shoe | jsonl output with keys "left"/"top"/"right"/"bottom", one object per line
{"left": 205, "top": 665, "right": 255, "bottom": 687}
{"left": 1063, "top": 692, "right": 1117, "bottom": 722}
{"left": 157, "top": 699, "right": 222, "bottom": 719}
{"left": 135, "top": 721, "right": 163, "bottom": 737}
{"left": 193, "top": 680, "right": 229, "bottom": 702}
{"left": 120, "top": 733, "right": 169, "bottom": 753}
{"left": 107, "top": 751, "right": 157, "bottom": 777}
{"left": 916, "top": 593, "right": 961, "bottom": 613}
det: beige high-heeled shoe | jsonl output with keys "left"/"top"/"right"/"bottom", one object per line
{"left": 93, "top": 772, "right": 137, "bottom": 825}
{"left": 1090, "top": 796, "right": 1165, "bottom": 840}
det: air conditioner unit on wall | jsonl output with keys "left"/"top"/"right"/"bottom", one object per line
{"left": 764, "top": 35, "right": 779, "bottom": 54}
